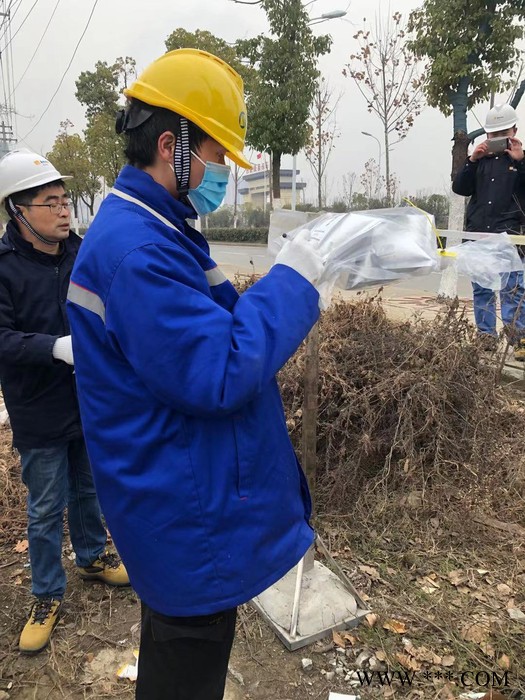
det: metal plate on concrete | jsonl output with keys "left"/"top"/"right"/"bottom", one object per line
{"left": 251, "top": 553, "right": 369, "bottom": 650}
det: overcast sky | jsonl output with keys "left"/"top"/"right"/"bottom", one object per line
{"left": 5, "top": 0, "right": 520, "bottom": 203}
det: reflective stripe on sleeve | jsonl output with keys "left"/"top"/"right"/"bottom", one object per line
{"left": 205, "top": 267, "right": 227, "bottom": 287}
{"left": 67, "top": 282, "right": 106, "bottom": 324}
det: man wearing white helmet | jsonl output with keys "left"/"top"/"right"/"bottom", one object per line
{"left": 453, "top": 104, "right": 525, "bottom": 358}
{"left": 0, "top": 149, "right": 129, "bottom": 656}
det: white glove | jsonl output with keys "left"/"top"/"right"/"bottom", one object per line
{"left": 316, "top": 276, "right": 340, "bottom": 311}
{"left": 53, "top": 335, "right": 74, "bottom": 365}
{"left": 274, "top": 228, "right": 325, "bottom": 285}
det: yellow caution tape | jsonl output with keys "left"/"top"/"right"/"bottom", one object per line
{"left": 403, "top": 197, "right": 445, "bottom": 251}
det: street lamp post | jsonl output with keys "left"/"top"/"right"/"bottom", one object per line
{"left": 291, "top": 8, "right": 348, "bottom": 211}
{"left": 361, "top": 131, "right": 382, "bottom": 194}
{"left": 309, "top": 9, "right": 347, "bottom": 23}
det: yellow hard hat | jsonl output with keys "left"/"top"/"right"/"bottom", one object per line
{"left": 124, "top": 49, "right": 252, "bottom": 170}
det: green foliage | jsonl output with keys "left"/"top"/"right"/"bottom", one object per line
{"left": 75, "top": 57, "right": 135, "bottom": 125}
{"left": 46, "top": 121, "right": 100, "bottom": 216}
{"left": 235, "top": 0, "right": 332, "bottom": 196}
{"left": 204, "top": 205, "right": 271, "bottom": 229}
{"left": 408, "top": 0, "right": 525, "bottom": 117}
{"left": 328, "top": 200, "right": 348, "bottom": 213}
{"left": 165, "top": 28, "right": 240, "bottom": 72}
{"left": 405, "top": 193, "right": 449, "bottom": 229}
{"left": 205, "top": 227, "right": 268, "bottom": 243}
{"left": 203, "top": 206, "right": 235, "bottom": 228}
{"left": 282, "top": 202, "right": 317, "bottom": 212}
{"left": 75, "top": 60, "right": 119, "bottom": 123}
{"left": 165, "top": 28, "right": 259, "bottom": 98}
{"left": 84, "top": 112, "right": 126, "bottom": 188}
{"left": 350, "top": 192, "right": 388, "bottom": 210}
{"left": 241, "top": 204, "right": 271, "bottom": 228}
{"left": 74, "top": 57, "right": 135, "bottom": 186}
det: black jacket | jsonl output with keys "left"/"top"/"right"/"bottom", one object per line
{"left": 452, "top": 153, "right": 525, "bottom": 233}
{"left": 0, "top": 222, "right": 83, "bottom": 449}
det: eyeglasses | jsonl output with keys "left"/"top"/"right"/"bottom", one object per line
{"left": 24, "top": 202, "right": 72, "bottom": 215}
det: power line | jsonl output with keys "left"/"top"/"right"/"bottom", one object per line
{"left": 0, "top": 12, "right": 10, "bottom": 118}
{"left": 0, "top": 0, "right": 40, "bottom": 53}
{"left": 21, "top": 0, "right": 100, "bottom": 142}
{"left": 0, "top": 1, "right": 17, "bottom": 37}
{"left": 9, "top": 0, "right": 61, "bottom": 98}
{"left": 8, "top": 9, "right": 16, "bottom": 135}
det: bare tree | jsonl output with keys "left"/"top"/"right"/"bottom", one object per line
{"left": 344, "top": 11, "right": 425, "bottom": 205}
{"left": 305, "top": 78, "right": 340, "bottom": 209}
{"left": 360, "top": 158, "right": 383, "bottom": 202}
{"left": 341, "top": 171, "right": 357, "bottom": 211}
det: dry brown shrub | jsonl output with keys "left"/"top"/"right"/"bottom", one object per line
{"left": 0, "top": 427, "right": 24, "bottom": 533}
{"left": 277, "top": 295, "right": 524, "bottom": 513}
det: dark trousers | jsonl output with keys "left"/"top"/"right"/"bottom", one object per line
{"left": 136, "top": 601, "right": 237, "bottom": 700}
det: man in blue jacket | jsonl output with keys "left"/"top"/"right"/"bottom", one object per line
{"left": 67, "top": 49, "right": 326, "bottom": 699}
{"left": 452, "top": 104, "right": 525, "bottom": 358}
{"left": 0, "top": 150, "right": 129, "bottom": 655}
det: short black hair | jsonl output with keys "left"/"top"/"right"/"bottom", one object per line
{"left": 123, "top": 99, "right": 209, "bottom": 168}
{"left": 5, "top": 179, "right": 66, "bottom": 219}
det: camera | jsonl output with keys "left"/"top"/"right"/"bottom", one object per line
{"left": 486, "top": 136, "right": 510, "bottom": 154}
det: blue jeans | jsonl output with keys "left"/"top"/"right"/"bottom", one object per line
{"left": 19, "top": 438, "right": 107, "bottom": 599}
{"left": 472, "top": 270, "right": 525, "bottom": 343}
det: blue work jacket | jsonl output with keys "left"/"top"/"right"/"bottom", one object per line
{"left": 67, "top": 165, "right": 319, "bottom": 616}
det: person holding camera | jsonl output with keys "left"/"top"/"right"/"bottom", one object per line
{"left": 453, "top": 103, "right": 525, "bottom": 359}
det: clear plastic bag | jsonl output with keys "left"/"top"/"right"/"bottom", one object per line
{"left": 447, "top": 234, "right": 523, "bottom": 291}
{"left": 269, "top": 207, "right": 439, "bottom": 291}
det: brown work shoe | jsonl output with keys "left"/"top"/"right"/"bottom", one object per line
{"left": 514, "top": 339, "right": 525, "bottom": 362}
{"left": 19, "top": 598, "right": 61, "bottom": 655}
{"left": 78, "top": 551, "right": 130, "bottom": 587}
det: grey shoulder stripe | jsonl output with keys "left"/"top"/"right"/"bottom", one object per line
{"left": 205, "top": 267, "right": 227, "bottom": 287}
{"left": 67, "top": 283, "right": 106, "bottom": 324}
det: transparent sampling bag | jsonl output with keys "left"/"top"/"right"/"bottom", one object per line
{"left": 269, "top": 207, "right": 439, "bottom": 292}
{"left": 445, "top": 233, "right": 523, "bottom": 291}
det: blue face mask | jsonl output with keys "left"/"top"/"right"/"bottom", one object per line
{"left": 187, "top": 153, "right": 231, "bottom": 217}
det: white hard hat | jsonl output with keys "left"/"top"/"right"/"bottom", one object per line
{"left": 0, "top": 148, "right": 72, "bottom": 203}
{"left": 484, "top": 103, "right": 518, "bottom": 133}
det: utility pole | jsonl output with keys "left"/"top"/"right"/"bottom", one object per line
{"left": 0, "top": 1, "right": 17, "bottom": 156}
{"left": 0, "top": 121, "right": 15, "bottom": 157}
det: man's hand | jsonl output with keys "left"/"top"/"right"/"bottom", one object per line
{"left": 506, "top": 136, "right": 524, "bottom": 162}
{"left": 469, "top": 140, "right": 489, "bottom": 162}
{"left": 274, "top": 229, "right": 325, "bottom": 286}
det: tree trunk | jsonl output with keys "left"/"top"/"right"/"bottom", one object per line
{"left": 317, "top": 107, "right": 323, "bottom": 209}
{"left": 438, "top": 91, "right": 469, "bottom": 299}
{"left": 451, "top": 130, "right": 470, "bottom": 180}
{"left": 381, "top": 61, "right": 391, "bottom": 206}
{"left": 233, "top": 165, "right": 239, "bottom": 229}
{"left": 272, "top": 151, "right": 281, "bottom": 201}
{"left": 438, "top": 130, "right": 468, "bottom": 299}
{"left": 302, "top": 322, "right": 320, "bottom": 514}
{"left": 384, "top": 129, "right": 391, "bottom": 206}
{"left": 438, "top": 192, "right": 464, "bottom": 299}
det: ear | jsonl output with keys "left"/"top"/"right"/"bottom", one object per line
{"left": 157, "top": 131, "right": 176, "bottom": 163}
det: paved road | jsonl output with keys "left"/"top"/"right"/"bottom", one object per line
{"left": 209, "top": 243, "right": 273, "bottom": 277}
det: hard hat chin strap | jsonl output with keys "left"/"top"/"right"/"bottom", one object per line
{"left": 7, "top": 198, "right": 58, "bottom": 247}
{"left": 174, "top": 117, "right": 191, "bottom": 202}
